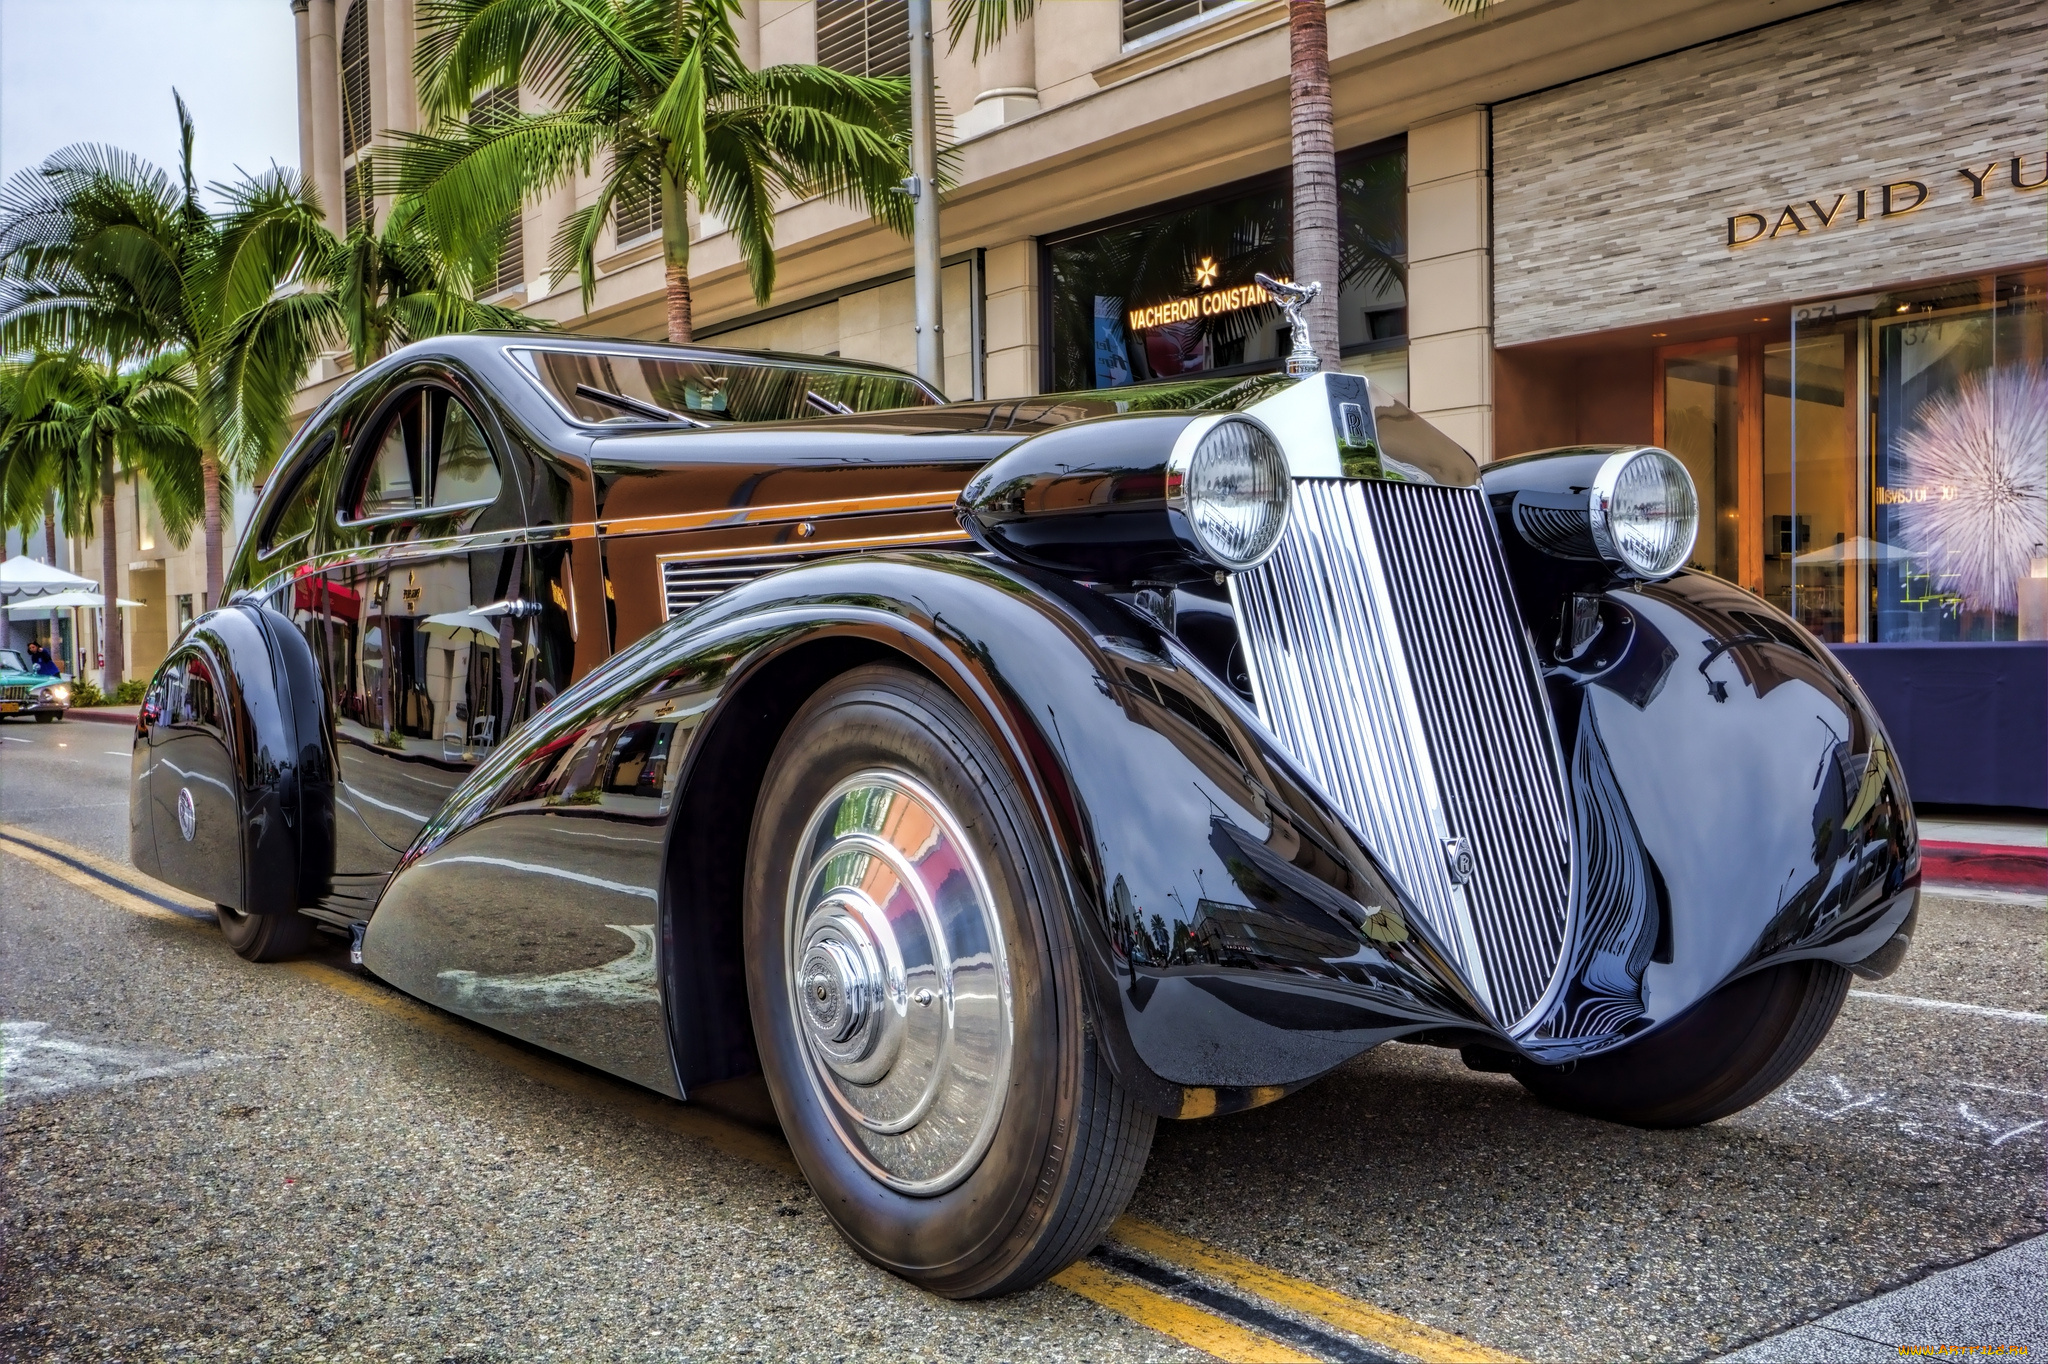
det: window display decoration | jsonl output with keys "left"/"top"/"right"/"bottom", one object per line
{"left": 1892, "top": 363, "right": 2048, "bottom": 616}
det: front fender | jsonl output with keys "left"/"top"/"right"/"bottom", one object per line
{"left": 395, "top": 551, "right": 1492, "bottom": 1118}
{"left": 1515, "top": 570, "right": 1919, "bottom": 1060}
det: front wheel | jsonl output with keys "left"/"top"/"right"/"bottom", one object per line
{"left": 215, "top": 904, "right": 314, "bottom": 962}
{"left": 746, "top": 664, "right": 1155, "bottom": 1298}
{"left": 1514, "top": 958, "right": 1851, "bottom": 1127}
{"left": 33, "top": 711, "right": 62, "bottom": 723}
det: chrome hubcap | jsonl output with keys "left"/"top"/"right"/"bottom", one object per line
{"left": 785, "top": 770, "right": 1013, "bottom": 1194}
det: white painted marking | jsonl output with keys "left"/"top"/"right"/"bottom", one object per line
{"left": 1771, "top": 1072, "right": 2046, "bottom": 1149}
{"left": 1848, "top": 990, "right": 2048, "bottom": 1025}
{"left": 423, "top": 853, "right": 656, "bottom": 899}
{"left": 2, "top": 736, "right": 29, "bottom": 743}
{"left": 1, "top": 1021, "right": 239, "bottom": 1102}
{"left": 1923, "top": 882, "right": 2047, "bottom": 909}
{"left": 437, "top": 923, "right": 659, "bottom": 1010}
{"left": 103, "top": 751, "right": 127, "bottom": 757}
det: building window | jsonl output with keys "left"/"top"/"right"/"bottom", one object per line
{"left": 472, "top": 89, "right": 524, "bottom": 295}
{"left": 612, "top": 154, "right": 661, "bottom": 245}
{"left": 817, "top": 0, "right": 910, "bottom": 79}
{"left": 1043, "top": 142, "right": 1407, "bottom": 394}
{"left": 1122, "top": 0, "right": 1237, "bottom": 45}
{"left": 340, "top": 0, "right": 372, "bottom": 158}
{"left": 176, "top": 594, "right": 194, "bottom": 633}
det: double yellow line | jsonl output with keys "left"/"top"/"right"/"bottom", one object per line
{"left": 0, "top": 821, "right": 1520, "bottom": 1364}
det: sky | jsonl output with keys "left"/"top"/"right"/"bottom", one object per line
{"left": 1, "top": 0, "right": 300, "bottom": 202}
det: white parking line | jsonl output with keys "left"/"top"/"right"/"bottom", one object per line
{"left": 1848, "top": 990, "right": 2048, "bottom": 1025}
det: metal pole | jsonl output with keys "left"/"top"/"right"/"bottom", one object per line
{"left": 908, "top": 0, "right": 944, "bottom": 390}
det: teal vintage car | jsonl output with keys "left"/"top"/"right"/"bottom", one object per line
{"left": 0, "top": 648, "right": 70, "bottom": 722}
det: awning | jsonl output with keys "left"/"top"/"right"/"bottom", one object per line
{"left": 0, "top": 555, "right": 96, "bottom": 596}
{"left": 293, "top": 575, "right": 361, "bottom": 622}
{"left": 4, "top": 590, "right": 143, "bottom": 614}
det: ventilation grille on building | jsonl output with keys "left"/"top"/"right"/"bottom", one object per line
{"left": 340, "top": 0, "right": 372, "bottom": 156}
{"left": 612, "top": 154, "right": 661, "bottom": 245}
{"left": 1121, "top": 0, "right": 1234, "bottom": 45}
{"left": 817, "top": 0, "right": 911, "bottom": 79}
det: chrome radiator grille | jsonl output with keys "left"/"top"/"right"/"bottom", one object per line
{"left": 1231, "top": 479, "right": 1573, "bottom": 1028}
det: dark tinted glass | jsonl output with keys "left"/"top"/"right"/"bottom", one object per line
{"left": 524, "top": 348, "right": 936, "bottom": 425}
{"left": 431, "top": 397, "right": 501, "bottom": 507}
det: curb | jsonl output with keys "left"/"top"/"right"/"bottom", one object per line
{"left": 67, "top": 708, "right": 140, "bottom": 727}
{"left": 1923, "top": 840, "right": 2048, "bottom": 893}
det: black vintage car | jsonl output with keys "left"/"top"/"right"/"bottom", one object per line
{"left": 132, "top": 331, "right": 1918, "bottom": 1298}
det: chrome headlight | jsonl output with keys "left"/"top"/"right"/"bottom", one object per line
{"left": 1167, "top": 416, "right": 1292, "bottom": 572}
{"left": 1589, "top": 448, "right": 1698, "bottom": 580}
{"left": 38, "top": 684, "right": 68, "bottom": 704}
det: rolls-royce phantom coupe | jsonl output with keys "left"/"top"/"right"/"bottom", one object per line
{"left": 131, "top": 331, "right": 1918, "bottom": 1297}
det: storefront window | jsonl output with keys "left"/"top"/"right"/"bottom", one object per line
{"left": 1042, "top": 143, "right": 1406, "bottom": 394}
{"left": 1511, "top": 265, "right": 2046, "bottom": 645}
{"left": 1867, "top": 272, "right": 2047, "bottom": 643}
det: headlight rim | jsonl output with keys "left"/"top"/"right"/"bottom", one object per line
{"left": 1164, "top": 413, "right": 1293, "bottom": 574}
{"left": 1587, "top": 447, "right": 1698, "bottom": 582}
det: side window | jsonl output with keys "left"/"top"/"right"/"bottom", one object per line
{"left": 347, "top": 386, "right": 500, "bottom": 522}
{"left": 431, "top": 396, "right": 501, "bottom": 508}
{"left": 163, "top": 655, "right": 222, "bottom": 732}
{"left": 259, "top": 433, "right": 336, "bottom": 559}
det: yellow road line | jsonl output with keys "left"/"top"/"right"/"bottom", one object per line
{"left": 0, "top": 832, "right": 204, "bottom": 925}
{"left": 5, "top": 823, "right": 1503, "bottom": 1364}
{"left": 1111, "top": 1218, "right": 1525, "bottom": 1364}
{"left": 1051, "top": 1260, "right": 1319, "bottom": 1363}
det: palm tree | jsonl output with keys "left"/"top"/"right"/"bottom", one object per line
{"left": 0, "top": 95, "right": 545, "bottom": 605}
{"left": 951, "top": 0, "right": 1486, "bottom": 372}
{"left": 0, "top": 351, "right": 204, "bottom": 690}
{"left": 390, "top": 0, "right": 917, "bottom": 343}
{"left": 0, "top": 98, "right": 293, "bottom": 605}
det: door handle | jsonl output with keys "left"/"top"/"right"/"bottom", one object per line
{"left": 474, "top": 599, "right": 542, "bottom": 620}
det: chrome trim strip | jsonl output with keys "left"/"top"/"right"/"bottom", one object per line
{"left": 598, "top": 489, "right": 962, "bottom": 538}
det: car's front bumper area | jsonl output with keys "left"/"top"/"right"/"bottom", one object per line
{"left": 0, "top": 684, "right": 72, "bottom": 718}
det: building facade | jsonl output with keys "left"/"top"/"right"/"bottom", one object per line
{"left": 272, "top": 0, "right": 2043, "bottom": 802}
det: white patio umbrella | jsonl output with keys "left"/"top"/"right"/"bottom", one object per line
{"left": 1794, "top": 535, "right": 1919, "bottom": 565}
{"left": 420, "top": 608, "right": 504, "bottom": 648}
{"left": 3, "top": 590, "right": 143, "bottom": 613}
{"left": 0, "top": 555, "right": 96, "bottom": 596}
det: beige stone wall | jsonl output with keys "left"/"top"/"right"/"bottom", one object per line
{"left": 1406, "top": 107, "right": 1491, "bottom": 459}
{"left": 1492, "top": 0, "right": 2048, "bottom": 347}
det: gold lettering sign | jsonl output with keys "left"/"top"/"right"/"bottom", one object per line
{"left": 1725, "top": 151, "right": 2045, "bottom": 250}
{"left": 1128, "top": 278, "right": 1288, "bottom": 332}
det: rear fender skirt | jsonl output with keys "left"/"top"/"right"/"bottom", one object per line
{"left": 131, "top": 603, "right": 332, "bottom": 916}
{"left": 393, "top": 551, "right": 1492, "bottom": 1120}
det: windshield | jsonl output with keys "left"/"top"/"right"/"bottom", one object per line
{"left": 517, "top": 348, "right": 939, "bottom": 426}
{"left": 0, "top": 649, "right": 25, "bottom": 673}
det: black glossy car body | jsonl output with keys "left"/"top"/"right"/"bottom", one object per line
{"left": 132, "top": 333, "right": 1918, "bottom": 1129}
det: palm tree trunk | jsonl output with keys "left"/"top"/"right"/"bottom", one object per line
{"left": 99, "top": 456, "right": 124, "bottom": 692}
{"left": 201, "top": 449, "right": 223, "bottom": 608}
{"left": 42, "top": 490, "right": 57, "bottom": 564}
{"left": 1289, "top": 0, "right": 1340, "bottom": 371}
{"left": 661, "top": 166, "right": 692, "bottom": 343}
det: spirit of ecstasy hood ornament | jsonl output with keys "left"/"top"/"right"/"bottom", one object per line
{"left": 1255, "top": 272, "right": 1322, "bottom": 377}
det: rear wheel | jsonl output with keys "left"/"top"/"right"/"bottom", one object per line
{"left": 745, "top": 664, "right": 1154, "bottom": 1298}
{"left": 215, "top": 904, "right": 314, "bottom": 962}
{"left": 1514, "top": 959, "right": 1851, "bottom": 1127}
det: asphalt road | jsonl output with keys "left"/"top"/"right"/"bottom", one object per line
{"left": 2, "top": 717, "right": 2042, "bottom": 1363}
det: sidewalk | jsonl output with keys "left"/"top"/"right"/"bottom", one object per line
{"left": 1921, "top": 810, "right": 2048, "bottom": 897}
